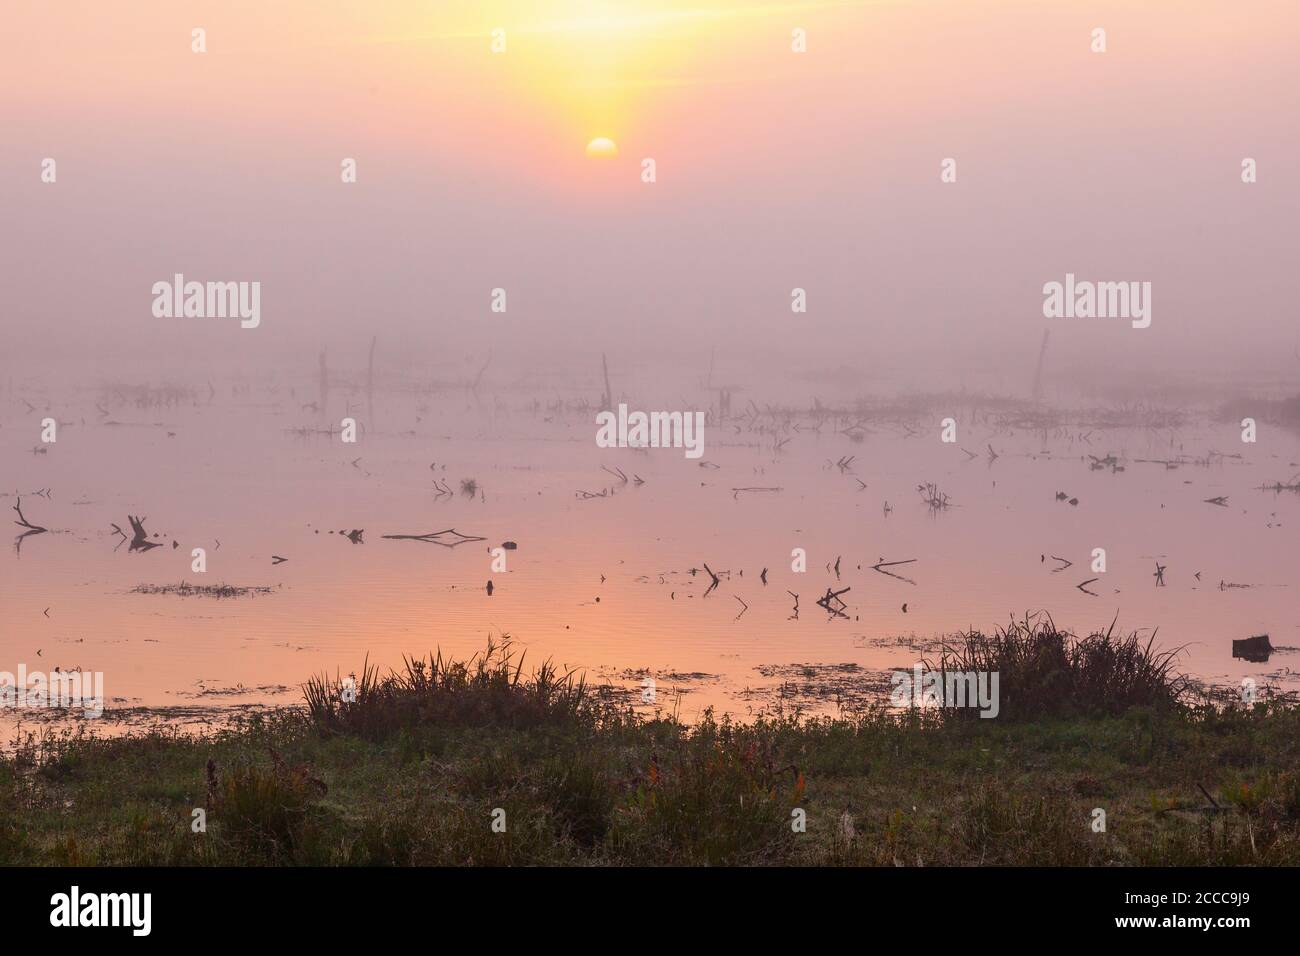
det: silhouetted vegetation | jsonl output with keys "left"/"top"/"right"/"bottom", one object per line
{"left": 4, "top": 641, "right": 1300, "bottom": 866}
{"left": 934, "top": 614, "right": 1188, "bottom": 720}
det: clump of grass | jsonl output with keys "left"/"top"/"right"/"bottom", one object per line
{"left": 539, "top": 750, "right": 617, "bottom": 848}
{"left": 0, "top": 768, "right": 35, "bottom": 863}
{"left": 608, "top": 711, "right": 800, "bottom": 865}
{"left": 460, "top": 478, "right": 478, "bottom": 496}
{"left": 933, "top": 613, "right": 1188, "bottom": 721}
{"left": 303, "top": 640, "right": 608, "bottom": 739}
{"left": 211, "top": 748, "right": 327, "bottom": 860}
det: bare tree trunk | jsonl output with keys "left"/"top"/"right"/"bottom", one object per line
{"left": 600, "top": 352, "right": 613, "bottom": 411}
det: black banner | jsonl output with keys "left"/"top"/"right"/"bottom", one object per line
{"left": 2, "top": 866, "right": 1276, "bottom": 940}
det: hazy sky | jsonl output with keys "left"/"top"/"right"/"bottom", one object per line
{"left": 4, "top": 0, "right": 1299, "bottom": 386}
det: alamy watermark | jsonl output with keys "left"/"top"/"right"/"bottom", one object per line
{"left": 152, "top": 274, "right": 260, "bottom": 328}
{"left": 1042, "top": 273, "right": 1150, "bottom": 329}
{"left": 1, "top": 666, "right": 104, "bottom": 718}
{"left": 50, "top": 886, "right": 150, "bottom": 936}
{"left": 890, "top": 665, "right": 1000, "bottom": 718}
{"left": 596, "top": 403, "right": 705, "bottom": 459}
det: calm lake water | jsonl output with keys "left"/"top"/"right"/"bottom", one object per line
{"left": 3, "top": 357, "right": 1299, "bottom": 734}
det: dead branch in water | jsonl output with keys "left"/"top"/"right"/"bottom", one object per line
{"left": 366, "top": 335, "right": 377, "bottom": 411}
{"left": 468, "top": 350, "right": 492, "bottom": 403}
{"left": 382, "top": 528, "right": 485, "bottom": 548}
{"left": 871, "top": 557, "right": 918, "bottom": 585}
{"left": 127, "top": 515, "right": 163, "bottom": 552}
{"left": 600, "top": 352, "right": 613, "bottom": 411}
{"left": 701, "top": 563, "right": 722, "bottom": 597}
{"left": 13, "top": 498, "right": 47, "bottom": 533}
{"left": 917, "top": 482, "right": 952, "bottom": 512}
{"left": 816, "top": 586, "right": 850, "bottom": 619}
{"left": 13, "top": 497, "right": 48, "bottom": 553}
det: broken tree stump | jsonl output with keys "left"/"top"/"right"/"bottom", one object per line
{"left": 1232, "top": 634, "right": 1272, "bottom": 663}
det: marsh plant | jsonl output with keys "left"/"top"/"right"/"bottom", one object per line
{"left": 931, "top": 613, "right": 1187, "bottom": 721}
{"left": 303, "top": 639, "right": 599, "bottom": 738}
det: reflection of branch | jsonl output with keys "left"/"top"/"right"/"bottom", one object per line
{"left": 916, "top": 482, "right": 952, "bottom": 513}
{"left": 733, "top": 595, "right": 748, "bottom": 619}
{"left": 1258, "top": 474, "right": 1300, "bottom": 494}
{"left": 702, "top": 563, "right": 721, "bottom": 597}
{"left": 382, "top": 528, "right": 485, "bottom": 547}
{"left": 816, "top": 586, "right": 850, "bottom": 618}
{"left": 127, "top": 515, "right": 163, "bottom": 552}
{"left": 13, "top": 498, "right": 48, "bottom": 555}
{"left": 871, "top": 557, "right": 917, "bottom": 585}
{"left": 1076, "top": 578, "right": 1099, "bottom": 596}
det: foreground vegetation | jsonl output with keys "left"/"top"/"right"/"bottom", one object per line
{"left": 3, "top": 625, "right": 1299, "bottom": 866}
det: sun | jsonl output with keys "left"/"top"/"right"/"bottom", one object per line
{"left": 585, "top": 137, "right": 619, "bottom": 159}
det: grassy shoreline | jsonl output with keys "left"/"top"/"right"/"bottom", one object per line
{"left": 5, "top": 706, "right": 1300, "bottom": 866}
{"left": 3, "top": 627, "right": 1298, "bottom": 866}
